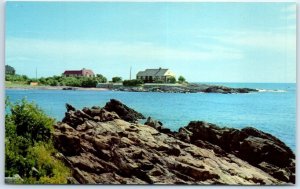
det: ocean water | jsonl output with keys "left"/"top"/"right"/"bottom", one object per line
{"left": 5, "top": 83, "right": 296, "bottom": 151}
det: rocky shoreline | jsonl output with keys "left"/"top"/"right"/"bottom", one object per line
{"left": 113, "top": 83, "right": 259, "bottom": 94}
{"left": 6, "top": 83, "right": 259, "bottom": 94}
{"left": 53, "top": 99, "right": 294, "bottom": 184}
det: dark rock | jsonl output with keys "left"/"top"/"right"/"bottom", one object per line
{"left": 54, "top": 133, "right": 81, "bottom": 156}
{"left": 112, "top": 83, "right": 259, "bottom": 94}
{"left": 182, "top": 121, "right": 295, "bottom": 183}
{"left": 66, "top": 103, "right": 76, "bottom": 112}
{"left": 104, "top": 99, "right": 145, "bottom": 122}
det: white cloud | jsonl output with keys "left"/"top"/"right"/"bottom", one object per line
{"left": 218, "top": 32, "right": 295, "bottom": 53}
{"left": 195, "top": 29, "right": 295, "bottom": 56}
{"left": 6, "top": 37, "right": 244, "bottom": 63}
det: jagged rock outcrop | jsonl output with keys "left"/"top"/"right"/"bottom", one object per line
{"left": 53, "top": 100, "right": 294, "bottom": 185}
{"left": 104, "top": 99, "right": 145, "bottom": 122}
{"left": 177, "top": 121, "right": 295, "bottom": 183}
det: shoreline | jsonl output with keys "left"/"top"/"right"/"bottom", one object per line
{"left": 5, "top": 86, "right": 110, "bottom": 91}
{"left": 5, "top": 83, "right": 260, "bottom": 94}
{"left": 5, "top": 85, "right": 288, "bottom": 94}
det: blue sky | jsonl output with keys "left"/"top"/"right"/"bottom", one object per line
{"left": 6, "top": 2, "right": 296, "bottom": 82}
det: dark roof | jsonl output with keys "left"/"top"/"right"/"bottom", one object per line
{"left": 63, "top": 69, "right": 94, "bottom": 75}
{"left": 63, "top": 70, "right": 83, "bottom": 75}
{"left": 137, "top": 68, "right": 169, "bottom": 77}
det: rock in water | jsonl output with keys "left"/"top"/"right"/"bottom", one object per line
{"left": 104, "top": 99, "right": 145, "bottom": 122}
{"left": 53, "top": 100, "right": 294, "bottom": 185}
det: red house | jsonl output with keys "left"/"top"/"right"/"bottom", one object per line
{"left": 63, "top": 68, "right": 95, "bottom": 77}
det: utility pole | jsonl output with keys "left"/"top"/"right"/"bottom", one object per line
{"left": 130, "top": 66, "right": 132, "bottom": 80}
{"left": 35, "top": 67, "right": 37, "bottom": 81}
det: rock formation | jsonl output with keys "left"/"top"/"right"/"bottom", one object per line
{"left": 113, "top": 83, "right": 259, "bottom": 94}
{"left": 53, "top": 99, "right": 294, "bottom": 185}
{"left": 175, "top": 121, "right": 295, "bottom": 183}
{"left": 104, "top": 99, "right": 145, "bottom": 122}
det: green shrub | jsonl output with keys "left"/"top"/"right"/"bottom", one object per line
{"left": 112, "top": 76, "right": 122, "bottom": 83}
{"left": 81, "top": 77, "right": 98, "bottom": 87}
{"left": 27, "top": 142, "right": 71, "bottom": 184}
{"left": 167, "top": 76, "right": 176, "bottom": 84}
{"left": 10, "top": 99, "right": 54, "bottom": 143}
{"left": 95, "top": 74, "right": 107, "bottom": 83}
{"left": 5, "top": 74, "right": 29, "bottom": 82}
{"left": 178, "top": 76, "right": 186, "bottom": 83}
{"left": 62, "top": 77, "right": 81, "bottom": 87}
{"left": 5, "top": 98, "right": 71, "bottom": 183}
{"left": 123, "top": 79, "right": 144, "bottom": 86}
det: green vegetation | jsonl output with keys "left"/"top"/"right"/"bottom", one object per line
{"left": 37, "top": 75, "right": 107, "bottom": 87}
{"left": 6, "top": 74, "right": 108, "bottom": 88}
{"left": 112, "top": 76, "right": 122, "bottom": 83}
{"left": 178, "top": 76, "right": 186, "bottom": 84}
{"left": 5, "top": 74, "right": 29, "bottom": 83}
{"left": 167, "top": 76, "right": 176, "bottom": 84}
{"left": 5, "top": 65, "right": 108, "bottom": 88}
{"left": 123, "top": 79, "right": 144, "bottom": 86}
{"left": 96, "top": 74, "right": 107, "bottom": 83}
{"left": 5, "top": 65, "right": 16, "bottom": 75}
{"left": 5, "top": 98, "right": 71, "bottom": 184}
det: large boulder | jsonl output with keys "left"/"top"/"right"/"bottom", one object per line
{"left": 104, "top": 99, "right": 145, "bottom": 122}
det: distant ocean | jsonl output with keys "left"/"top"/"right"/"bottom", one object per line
{"left": 6, "top": 83, "right": 296, "bottom": 151}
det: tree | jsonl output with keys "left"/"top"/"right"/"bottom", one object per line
{"left": 112, "top": 77, "right": 122, "bottom": 83}
{"left": 81, "top": 77, "right": 98, "bottom": 88}
{"left": 178, "top": 76, "right": 186, "bottom": 83}
{"left": 5, "top": 65, "right": 16, "bottom": 75}
{"left": 95, "top": 74, "right": 107, "bottom": 83}
{"left": 62, "top": 77, "right": 81, "bottom": 87}
{"left": 167, "top": 76, "right": 176, "bottom": 84}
